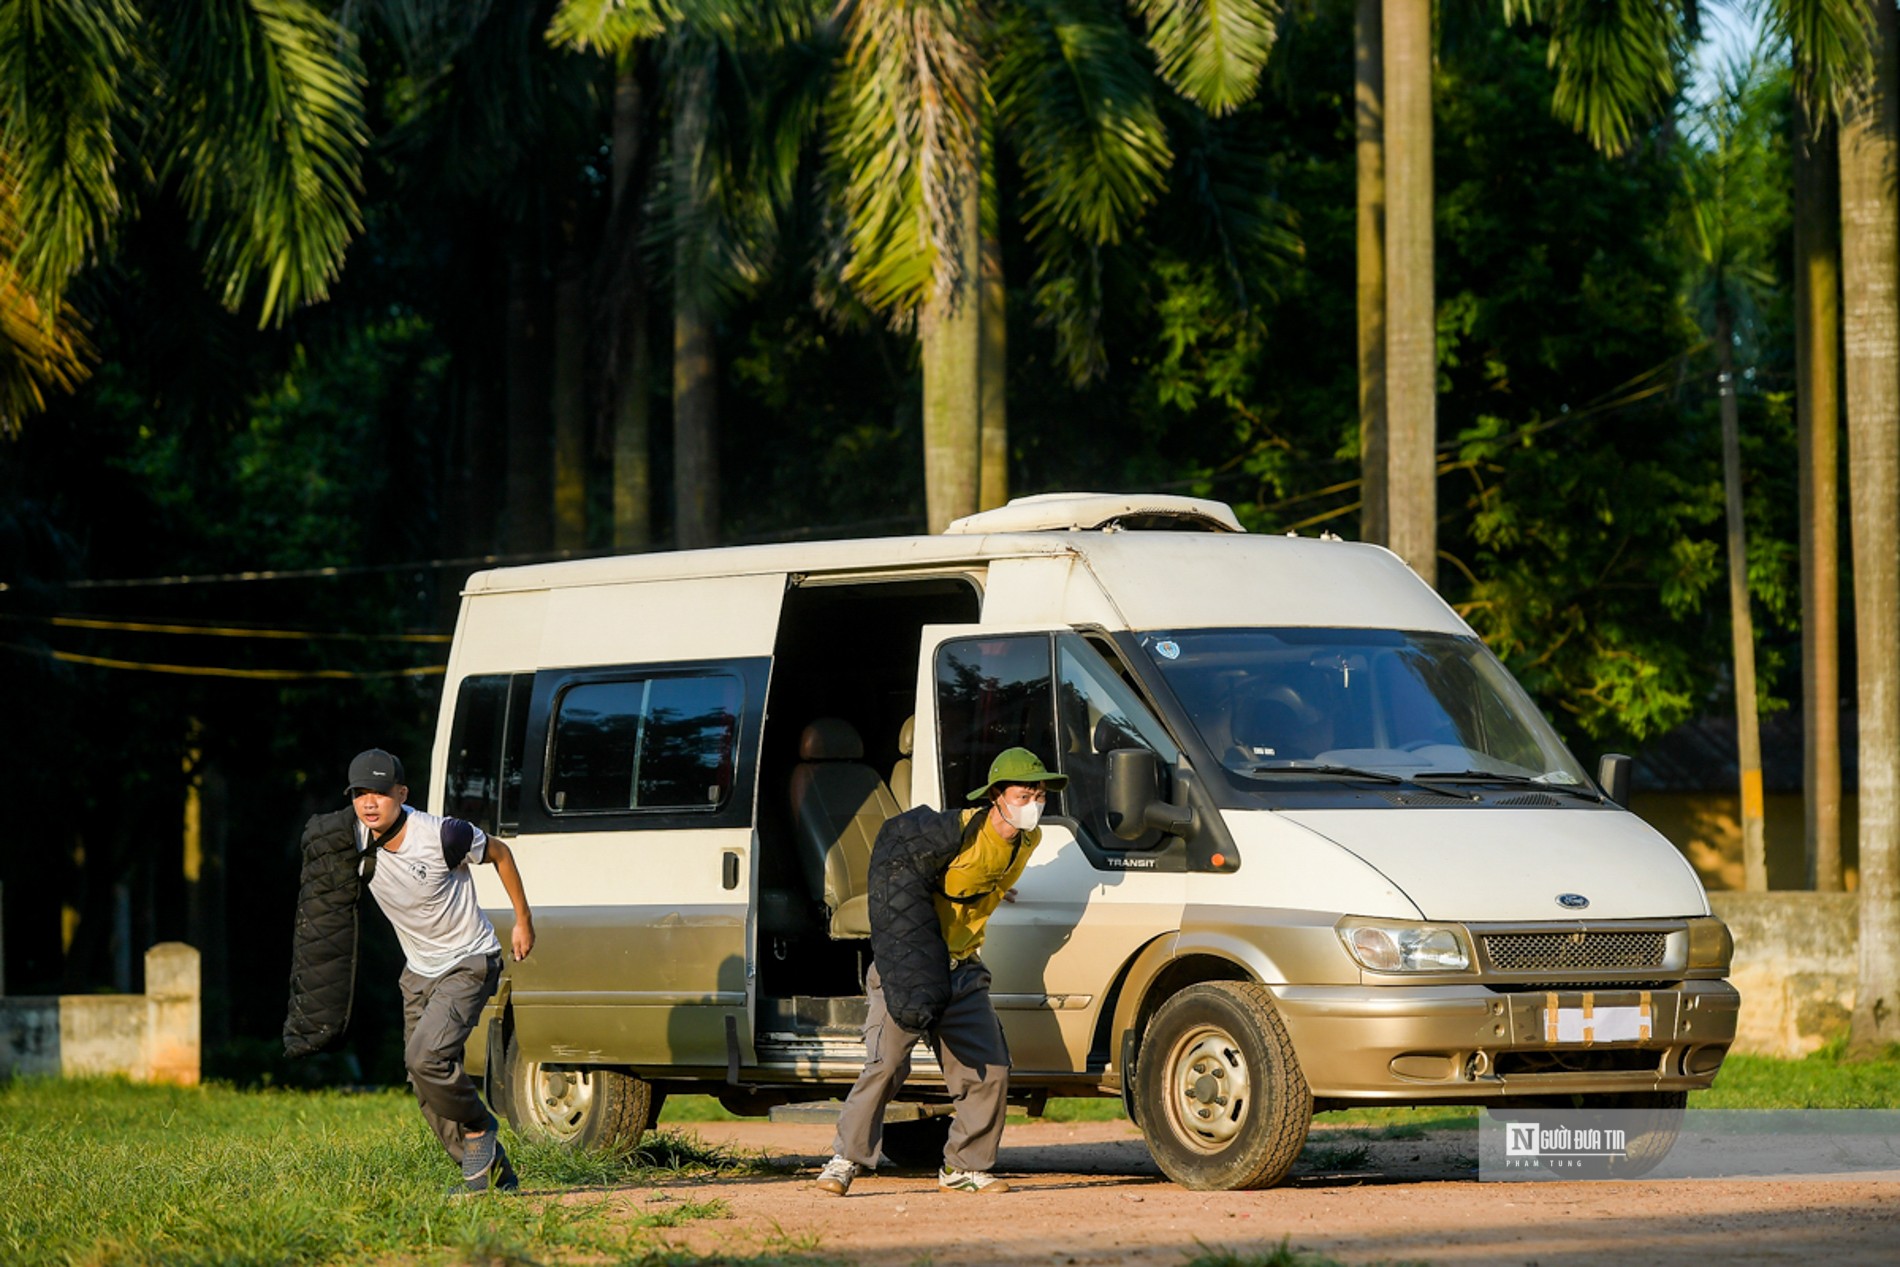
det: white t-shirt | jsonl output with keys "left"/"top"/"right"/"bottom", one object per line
{"left": 359, "top": 808, "right": 502, "bottom": 977}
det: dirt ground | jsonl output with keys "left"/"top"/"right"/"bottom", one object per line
{"left": 566, "top": 1117, "right": 1900, "bottom": 1266}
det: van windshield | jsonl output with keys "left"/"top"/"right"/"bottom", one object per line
{"left": 1136, "top": 628, "right": 1593, "bottom": 790}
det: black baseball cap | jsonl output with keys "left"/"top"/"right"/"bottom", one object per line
{"left": 346, "top": 748, "right": 406, "bottom": 797}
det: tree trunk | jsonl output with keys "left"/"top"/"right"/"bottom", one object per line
{"left": 610, "top": 66, "right": 652, "bottom": 552}
{"left": 552, "top": 245, "right": 588, "bottom": 553}
{"left": 1382, "top": 0, "right": 1434, "bottom": 586}
{"left": 922, "top": 161, "right": 982, "bottom": 534}
{"left": 1355, "top": 0, "right": 1388, "bottom": 546}
{"left": 978, "top": 219, "right": 1008, "bottom": 512}
{"left": 1840, "top": 0, "right": 1900, "bottom": 1056}
{"left": 672, "top": 50, "right": 719, "bottom": 550}
{"left": 1795, "top": 102, "right": 1844, "bottom": 892}
{"left": 503, "top": 251, "right": 553, "bottom": 553}
{"left": 1716, "top": 302, "right": 1767, "bottom": 891}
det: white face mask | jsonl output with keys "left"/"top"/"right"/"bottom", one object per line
{"left": 1001, "top": 797, "right": 1043, "bottom": 832}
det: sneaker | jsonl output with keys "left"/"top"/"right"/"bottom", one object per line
{"left": 457, "top": 1129, "right": 509, "bottom": 1195}
{"left": 815, "top": 1155, "right": 860, "bottom": 1196}
{"left": 492, "top": 1140, "right": 520, "bottom": 1193}
{"left": 938, "top": 1166, "right": 1010, "bottom": 1194}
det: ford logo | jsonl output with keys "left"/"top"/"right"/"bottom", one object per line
{"left": 1556, "top": 893, "right": 1590, "bottom": 910}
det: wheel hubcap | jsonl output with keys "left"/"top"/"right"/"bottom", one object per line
{"left": 528, "top": 1063, "right": 595, "bottom": 1142}
{"left": 1166, "top": 1025, "right": 1252, "bottom": 1153}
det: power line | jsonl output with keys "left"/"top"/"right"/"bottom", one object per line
{"left": 1, "top": 642, "right": 446, "bottom": 681}
{"left": 0, "top": 613, "right": 450, "bottom": 643}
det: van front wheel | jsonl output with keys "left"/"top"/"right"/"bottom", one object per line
{"left": 1135, "top": 982, "right": 1312, "bottom": 1190}
{"left": 502, "top": 1036, "right": 655, "bottom": 1156}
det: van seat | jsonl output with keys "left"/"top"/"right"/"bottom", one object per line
{"left": 890, "top": 715, "right": 915, "bottom": 809}
{"left": 788, "top": 718, "right": 898, "bottom": 939}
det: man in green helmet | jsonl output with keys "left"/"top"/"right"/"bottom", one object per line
{"left": 815, "top": 747, "right": 1067, "bottom": 1197}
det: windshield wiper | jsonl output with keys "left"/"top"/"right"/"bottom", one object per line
{"left": 1235, "top": 763, "right": 1405, "bottom": 784}
{"left": 1411, "top": 771, "right": 1604, "bottom": 802}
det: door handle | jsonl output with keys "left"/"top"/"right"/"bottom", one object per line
{"left": 722, "top": 850, "right": 741, "bottom": 891}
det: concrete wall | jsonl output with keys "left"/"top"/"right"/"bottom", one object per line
{"left": 1708, "top": 892, "right": 1857, "bottom": 1058}
{"left": 0, "top": 943, "right": 200, "bottom": 1084}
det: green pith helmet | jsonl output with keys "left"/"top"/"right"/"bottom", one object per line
{"left": 966, "top": 747, "right": 1069, "bottom": 801}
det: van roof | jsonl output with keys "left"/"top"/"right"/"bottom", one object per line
{"left": 462, "top": 519, "right": 1466, "bottom": 637}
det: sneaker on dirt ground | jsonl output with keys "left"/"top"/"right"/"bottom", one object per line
{"left": 938, "top": 1167, "right": 1010, "bottom": 1194}
{"left": 815, "top": 1155, "right": 860, "bottom": 1196}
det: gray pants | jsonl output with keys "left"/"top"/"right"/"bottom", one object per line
{"left": 398, "top": 951, "right": 502, "bottom": 1164}
{"left": 832, "top": 960, "right": 1012, "bottom": 1173}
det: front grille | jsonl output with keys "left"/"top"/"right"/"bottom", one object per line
{"left": 1484, "top": 931, "right": 1667, "bottom": 973}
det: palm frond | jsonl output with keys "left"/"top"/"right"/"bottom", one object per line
{"left": 1518, "top": 0, "right": 1686, "bottom": 155}
{"left": 672, "top": 0, "right": 823, "bottom": 47}
{"left": 825, "top": 0, "right": 984, "bottom": 318}
{"left": 345, "top": 0, "right": 496, "bottom": 68}
{"left": 995, "top": 0, "right": 1172, "bottom": 246}
{"left": 1028, "top": 225, "right": 1107, "bottom": 383}
{"left": 1764, "top": 0, "right": 1874, "bottom": 123}
{"left": 0, "top": 0, "right": 140, "bottom": 298}
{"left": 1159, "top": 102, "right": 1300, "bottom": 309}
{"left": 154, "top": 0, "right": 368, "bottom": 326}
{"left": 0, "top": 158, "right": 94, "bottom": 433}
{"left": 547, "top": 0, "right": 668, "bottom": 52}
{"left": 1130, "top": 0, "right": 1279, "bottom": 116}
{"left": 1675, "top": 48, "right": 1787, "bottom": 358}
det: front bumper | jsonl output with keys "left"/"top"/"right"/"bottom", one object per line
{"left": 1271, "top": 978, "right": 1740, "bottom": 1103}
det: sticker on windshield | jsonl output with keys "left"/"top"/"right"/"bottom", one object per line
{"left": 1155, "top": 640, "right": 1180, "bottom": 660}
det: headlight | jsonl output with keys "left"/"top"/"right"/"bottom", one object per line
{"left": 1337, "top": 919, "right": 1472, "bottom": 973}
{"left": 1686, "top": 917, "right": 1734, "bottom": 970}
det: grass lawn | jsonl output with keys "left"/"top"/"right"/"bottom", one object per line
{"left": 6, "top": 1046, "right": 1897, "bottom": 1266}
{"left": 0, "top": 1078, "right": 774, "bottom": 1267}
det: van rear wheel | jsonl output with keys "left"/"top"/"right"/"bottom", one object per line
{"left": 502, "top": 1032, "right": 655, "bottom": 1155}
{"left": 1135, "top": 981, "right": 1311, "bottom": 1190}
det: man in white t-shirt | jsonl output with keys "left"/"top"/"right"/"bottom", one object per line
{"left": 348, "top": 747, "right": 535, "bottom": 1194}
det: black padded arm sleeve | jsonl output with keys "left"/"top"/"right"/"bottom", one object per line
{"left": 282, "top": 808, "right": 367, "bottom": 1058}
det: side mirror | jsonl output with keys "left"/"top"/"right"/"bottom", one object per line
{"left": 1105, "top": 748, "right": 1194, "bottom": 840}
{"left": 1597, "top": 753, "right": 1631, "bottom": 809}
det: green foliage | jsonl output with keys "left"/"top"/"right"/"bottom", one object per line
{"left": 1132, "top": 0, "right": 1280, "bottom": 117}
{"left": 0, "top": 0, "right": 366, "bottom": 327}
{"left": 993, "top": 0, "right": 1172, "bottom": 246}
{"left": 825, "top": 0, "right": 984, "bottom": 320}
{"left": 1691, "top": 1047, "right": 1900, "bottom": 1108}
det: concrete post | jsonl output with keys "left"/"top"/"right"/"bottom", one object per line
{"left": 144, "top": 942, "right": 200, "bottom": 1086}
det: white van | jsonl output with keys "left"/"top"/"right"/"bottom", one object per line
{"left": 435, "top": 492, "right": 1737, "bottom": 1190}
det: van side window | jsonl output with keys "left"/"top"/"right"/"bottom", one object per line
{"left": 445, "top": 672, "right": 532, "bottom": 836}
{"left": 935, "top": 636, "right": 1057, "bottom": 810}
{"left": 1056, "top": 636, "right": 1180, "bottom": 848}
{"left": 547, "top": 673, "right": 743, "bottom": 813}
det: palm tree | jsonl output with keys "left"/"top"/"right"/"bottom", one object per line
{"left": 1381, "top": 0, "right": 1432, "bottom": 584}
{"left": 1774, "top": 2, "right": 1876, "bottom": 897}
{"left": 1355, "top": 0, "right": 1385, "bottom": 547}
{"left": 0, "top": 0, "right": 366, "bottom": 431}
{"left": 1678, "top": 52, "right": 1785, "bottom": 894}
{"left": 1359, "top": 1, "right": 1689, "bottom": 581}
{"left": 1835, "top": 0, "right": 1900, "bottom": 1057}
{"left": 827, "top": 0, "right": 1280, "bottom": 532}
{"left": 551, "top": 0, "right": 823, "bottom": 549}
{"left": 1793, "top": 98, "right": 1843, "bottom": 892}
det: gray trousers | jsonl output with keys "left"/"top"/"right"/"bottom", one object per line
{"left": 832, "top": 960, "right": 1012, "bottom": 1173}
{"left": 398, "top": 951, "right": 502, "bottom": 1164}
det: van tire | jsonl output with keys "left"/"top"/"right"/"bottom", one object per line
{"left": 1585, "top": 1090, "right": 1687, "bottom": 1178}
{"left": 501, "top": 1033, "right": 654, "bottom": 1156}
{"left": 1135, "top": 981, "right": 1311, "bottom": 1190}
